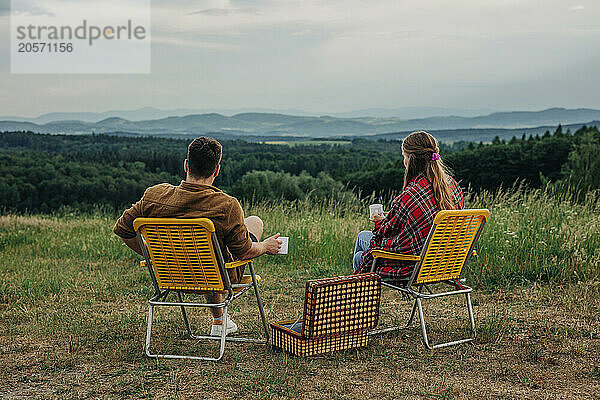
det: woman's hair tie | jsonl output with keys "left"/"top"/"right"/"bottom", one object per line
{"left": 431, "top": 152, "right": 441, "bottom": 161}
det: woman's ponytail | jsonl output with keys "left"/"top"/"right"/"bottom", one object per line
{"left": 402, "top": 131, "right": 456, "bottom": 210}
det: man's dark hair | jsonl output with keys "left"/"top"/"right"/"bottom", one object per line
{"left": 187, "top": 137, "right": 222, "bottom": 178}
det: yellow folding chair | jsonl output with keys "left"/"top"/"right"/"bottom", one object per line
{"left": 133, "top": 218, "right": 269, "bottom": 361}
{"left": 370, "top": 209, "right": 490, "bottom": 349}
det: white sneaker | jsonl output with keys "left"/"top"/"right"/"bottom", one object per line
{"left": 210, "top": 314, "right": 238, "bottom": 336}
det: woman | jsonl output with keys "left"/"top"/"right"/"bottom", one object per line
{"left": 353, "top": 130, "right": 464, "bottom": 279}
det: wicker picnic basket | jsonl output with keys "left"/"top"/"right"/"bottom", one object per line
{"left": 270, "top": 273, "right": 382, "bottom": 357}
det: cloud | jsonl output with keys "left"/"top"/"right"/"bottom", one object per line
{"left": 292, "top": 30, "right": 311, "bottom": 37}
{"left": 152, "top": 35, "right": 235, "bottom": 50}
{"left": 188, "top": 7, "right": 259, "bottom": 16}
{"left": 8, "top": 0, "right": 55, "bottom": 17}
{"left": 0, "top": 0, "right": 9, "bottom": 16}
{"left": 2, "top": 0, "right": 600, "bottom": 115}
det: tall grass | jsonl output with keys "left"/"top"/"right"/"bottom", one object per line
{"left": 245, "top": 186, "right": 600, "bottom": 288}
{"left": 0, "top": 187, "right": 598, "bottom": 309}
{"left": 466, "top": 187, "right": 600, "bottom": 287}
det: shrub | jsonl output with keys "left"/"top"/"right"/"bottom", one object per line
{"left": 230, "top": 170, "right": 358, "bottom": 204}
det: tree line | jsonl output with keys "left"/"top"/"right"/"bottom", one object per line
{"left": 0, "top": 125, "right": 598, "bottom": 212}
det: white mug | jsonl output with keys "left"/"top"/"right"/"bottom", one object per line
{"left": 369, "top": 204, "right": 384, "bottom": 218}
{"left": 278, "top": 237, "right": 289, "bottom": 255}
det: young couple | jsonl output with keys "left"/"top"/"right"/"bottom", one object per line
{"left": 113, "top": 131, "right": 463, "bottom": 336}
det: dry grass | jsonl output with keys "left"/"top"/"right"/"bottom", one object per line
{"left": 0, "top": 202, "right": 599, "bottom": 399}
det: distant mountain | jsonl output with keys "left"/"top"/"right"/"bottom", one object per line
{"left": 371, "top": 121, "right": 600, "bottom": 143}
{"left": 0, "top": 107, "right": 320, "bottom": 124}
{"left": 1, "top": 107, "right": 599, "bottom": 138}
{"left": 0, "top": 106, "right": 492, "bottom": 124}
{"left": 0, "top": 107, "right": 203, "bottom": 124}
{"left": 328, "top": 106, "right": 494, "bottom": 118}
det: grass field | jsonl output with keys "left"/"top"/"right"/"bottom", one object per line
{"left": 1, "top": 190, "right": 599, "bottom": 399}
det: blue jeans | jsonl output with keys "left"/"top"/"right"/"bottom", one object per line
{"left": 353, "top": 230, "right": 374, "bottom": 272}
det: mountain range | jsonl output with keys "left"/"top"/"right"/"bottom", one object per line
{"left": 0, "top": 106, "right": 493, "bottom": 123}
{"left": 1, "top": 107, "right": 599, "bottom": 138}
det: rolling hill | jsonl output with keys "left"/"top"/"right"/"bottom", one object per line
{"left": 1, "top": 107, "right": 599, "bottom": 138}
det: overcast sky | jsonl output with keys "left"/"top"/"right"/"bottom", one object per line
{"left": 1, "top": 0, "right": 599, "bottom": 117}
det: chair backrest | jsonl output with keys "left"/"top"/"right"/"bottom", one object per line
{"left": 302, "top": 273, "right": 381, "bottom": 338}
{"left": 133, "top": 218, "right": 228, "bottom": 292}
{"left": 410, "top": 209, "right": 489, "bottom": 286}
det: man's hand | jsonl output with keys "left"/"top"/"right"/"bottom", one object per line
{"left": 243, "top": 233, "right": 283, "bottom": 258}
{"left": 262, "top": 233, "right": 282, "bottom": 255}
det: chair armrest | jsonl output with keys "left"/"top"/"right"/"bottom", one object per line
{"left": 371, "top": 249, "right": 420, "bottom": 262}
{"left": 224, "top": 259, "right": 254, "bottom": 269}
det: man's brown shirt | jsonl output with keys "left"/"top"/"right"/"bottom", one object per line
{"left": 114, "top": 181, "right": 253, "bottom": 281}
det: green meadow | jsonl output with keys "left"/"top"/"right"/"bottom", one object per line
{"left": 1, "top": 189, "right": 599, "bottom": 399}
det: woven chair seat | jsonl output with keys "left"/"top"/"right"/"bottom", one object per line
{"left": 140, "top": 260, "right": 260, "bottom": 294}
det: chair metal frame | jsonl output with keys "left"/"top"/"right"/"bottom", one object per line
{"left": 369, "top": 209, "right": 489, "bottom": 349}
{"left": 133, "top": 218, "right": 269, "bottom": 361}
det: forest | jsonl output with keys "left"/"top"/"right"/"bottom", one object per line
{"left": 0, "top": 124, "right": 598, "bottom": 212}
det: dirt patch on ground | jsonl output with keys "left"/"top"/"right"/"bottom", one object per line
{"left": 1, "top": 283, "right": 598, "bottom": 399}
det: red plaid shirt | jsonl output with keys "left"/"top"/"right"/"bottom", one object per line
{"left": 357, "top": 173, "right": 464, "bottom": 280}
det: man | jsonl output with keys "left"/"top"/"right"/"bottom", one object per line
{"left": 113, "top": 137, "right": 282, "bottom": 336}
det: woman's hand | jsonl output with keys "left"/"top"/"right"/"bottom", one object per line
{"left": 369, "top": 212, "right": 385, "bottom": 223}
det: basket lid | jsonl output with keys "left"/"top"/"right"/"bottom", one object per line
{"left": 301, "top": 273, "right": 381, "bottom": 338}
